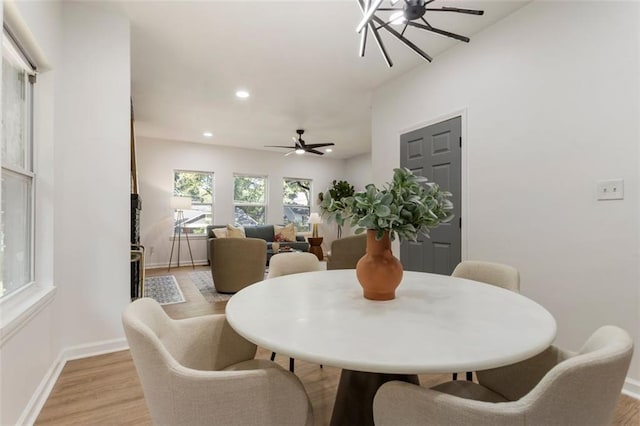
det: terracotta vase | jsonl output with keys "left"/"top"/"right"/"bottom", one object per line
{"left": 356, "top": 229, "right": 403, "bottom": 301}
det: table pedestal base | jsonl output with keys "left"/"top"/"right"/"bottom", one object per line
{"left": 330, "top": 369, "right": 419, "bottom": 426}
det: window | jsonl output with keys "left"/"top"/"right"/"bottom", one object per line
{"left": 283, "top": 178, "right": 311, "bottom": 231}
{"left": 1, "top": 30, "right": 36, "bottom": 299}
{"left": 233, "top": 174, "right": 267, "bottom": 225}
{"left": 173, "top": 170, "right": 213, "bottom": 235}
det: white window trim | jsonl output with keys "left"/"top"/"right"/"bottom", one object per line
{"left": 0, "top": 283, "right": 55, "bottom": 347}
{"left": 0, "top": 14, "right": 54, "bottom": 349}
{"left": 1, "top": 27, "right": 37, "bottom": 301}
{"left": 233, "top": 173, "right": 268, "bottom": 224}
{"left": 172, "top": 169, "right": 214, "bottom": 236}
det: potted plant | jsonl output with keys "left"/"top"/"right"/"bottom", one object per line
{"left": 326, "top": 168, "right": 453, "bottom": 301}
{"left": 318, "top": 179, "right": 355, "bottom": 238}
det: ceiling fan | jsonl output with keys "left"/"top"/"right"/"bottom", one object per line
{"left": 265, "top": 129, "right": 335, "bottom": 156}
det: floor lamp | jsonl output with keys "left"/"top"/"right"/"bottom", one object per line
{"left": 168, "top": 196, "right": 195, "bottom": 271}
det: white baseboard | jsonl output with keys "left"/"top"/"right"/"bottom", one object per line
{"left": 18, "top": 338, "right": 129, "bottom": 425}
{"left": 63, "top": 337, "right": 128, "bottom": 362}
{"left": 17, "top": 351, "right": 65, "bottom": 426}
{"left": 623, "top": 377, "right": 640, "bottom": 400}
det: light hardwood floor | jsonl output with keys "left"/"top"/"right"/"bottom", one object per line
{"left": 36, "top": 266, "right": 639, "bottom": 425}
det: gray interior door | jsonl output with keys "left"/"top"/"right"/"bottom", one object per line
{"left": 400, "top": 116, "right": 462, "bottom": 275}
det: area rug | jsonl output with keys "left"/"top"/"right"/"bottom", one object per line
{"left": 189, "top": 271, "right": 233, "bottom": 303}
{"left": 144, "top": 275, "right": 186, "bottom": 305}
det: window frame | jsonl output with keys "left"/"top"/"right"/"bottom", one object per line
{"left": 1, "top": 27, "right": 36, "bottom": 301}
{"left": 233, "top": 173, "right": 268, "bottom": 226}
{"left": 172, "top": 169, "right": 214, "bottom": 237}
{"left": 282, "top": 177, "right": 312, "bottom": 232}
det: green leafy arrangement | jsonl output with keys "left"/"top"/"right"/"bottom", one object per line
{"left": 322, "top": 168, "right": 454, "bottom": 242}
{"left": 318, "top": 180, "right": 355, "bottom": 230}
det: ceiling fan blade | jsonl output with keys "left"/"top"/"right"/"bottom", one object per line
{"left": 284, "top": 150, "right": 296, "bottom": 156}
{"left": 265, "top": 145, "right": 297, "bottom": 149}
{"left": 307, "top": 149, "right": 325, "bottom": 155}
{"left": 305, "top": 143, "right": 335, "bottom": 149}
{"left": 425, "top": 7, "right": 484, "bottom": 15}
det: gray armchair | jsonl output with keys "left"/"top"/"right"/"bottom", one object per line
{"left": 210, "top": 237, "right": 266, "bottom": 293}
{"left": 327, "top": 234, "right": 367, "bottom": 270}
{"left": 123, "top": 298, "right": 313, "bottom": 426}
{"left": 374, "top": 325, "right": 633, "bottom": 426}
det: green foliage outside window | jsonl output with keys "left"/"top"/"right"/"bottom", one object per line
{"left": 283, "top": 178, "right": 311, "bottom": 231}
{"left": 234, "top": 175, "right": 267, "bottom": 225}
{"left": 173, "top": 171, "right": 213, "bottom": 234}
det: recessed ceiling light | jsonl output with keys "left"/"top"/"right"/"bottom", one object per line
{"left": 235, "top": 90, "right": 250, "bottom": 99}
{"left": 203, "top": 131, "right": 213, "bottom": 137}
{"left": 325, "top": 148, "right": 333, "bottom": 153}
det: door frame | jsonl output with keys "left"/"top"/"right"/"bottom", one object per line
{"left": 397, "top": 108, "right": 469, "bottom": 262}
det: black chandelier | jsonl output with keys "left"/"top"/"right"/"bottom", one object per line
{"left": 356, "top": 0, "right": 484, "bottom": 67}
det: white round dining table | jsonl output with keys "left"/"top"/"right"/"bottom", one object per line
{"left": 226, "top": 269, "right": 556, "bottom": 425}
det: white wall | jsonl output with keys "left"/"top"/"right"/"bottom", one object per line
{"left": 137, "top": 136, "right": 348, "bottom": 266}
{"left": 345, "top": 152, "right": 373, "bottom": 192}
{"left": 53, "top": 3, "right": 130, "bottom": 348}
{"left": 372, "top": 0, "right": 640, "bottom": 386}
{"left": 0, "top": 2, "right": 131, "bottom": 423}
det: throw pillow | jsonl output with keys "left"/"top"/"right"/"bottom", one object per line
{"left": 212, "top": 228, "right": 228, "bottom": 238}
{"left": 226, "top": 224, "right": 246, "bottom": 238}
{"left": 274, "top": 223, "right": 296, "bottom": 242}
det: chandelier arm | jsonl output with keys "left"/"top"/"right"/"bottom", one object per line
{"left": 357, "top": 0, "right": 394, "bottom": 67}
{"left": 400, "top": 23, "right": 408, "bottom": 37}
{"left": 369, "top": 23, "right": 393, "bottom": 67}
{"left": 359, "top": 0, "right": 370, "bottom": 56}
{"left": 356, "top": 0, "right": 383, "bottom": 33}
{"left": 375, "top": 19, "right": 397, "bottom": 32}
{"left": 424, "top": 7, "right": 484, "bottom": 15}
{"left": 372, "top": 15, "right": 432, "bottom": 62}
{"left": 359, "top": 22, "right": 369, "bottom": 56}
{"left": 408, "top": 21, "right": 470, "bottom": 43}
{"left": 376, "top": 8, "right": 402, "bottom": 11}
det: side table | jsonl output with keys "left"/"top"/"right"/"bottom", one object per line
{"left": 308, "top": 237, "right": 324, "bottom": 261}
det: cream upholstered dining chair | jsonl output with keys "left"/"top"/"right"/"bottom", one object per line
{"left": 209, "top": 237, "right": 266, "bottom": 293}
{"left": 452, "top": 260, "right": 520, "bottom": 380}
{"left": 326, "top": 233, "right": 367, "bottom": 270}
{"left": 451, "top": 260, "right": 520, "bottom": 293}
{"left": 267, "top": 252, "right": 322, "bottom": 372}
{"left": 374, "top": 325, "right": 633, "bottom": 426}
{"left": 123, "top": 298, "right": 313, "bottom": 426}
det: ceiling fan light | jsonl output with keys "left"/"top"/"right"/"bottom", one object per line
{"left": 325, "top": 148, "right": 333, "bottom": 153}
{"left": 295, "top": 148, "right": 305, "bottom": 155}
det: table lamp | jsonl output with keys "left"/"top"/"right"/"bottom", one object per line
{"left": 309, "top": 212, "right": 322, "bottom": 238}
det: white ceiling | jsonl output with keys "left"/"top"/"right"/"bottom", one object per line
{"left": 103, "top": 1, "right": 530, "bottom": 159}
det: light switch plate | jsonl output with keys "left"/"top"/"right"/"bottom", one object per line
{"left": 597, "top": 179, "right": 624, "bottom": 200}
